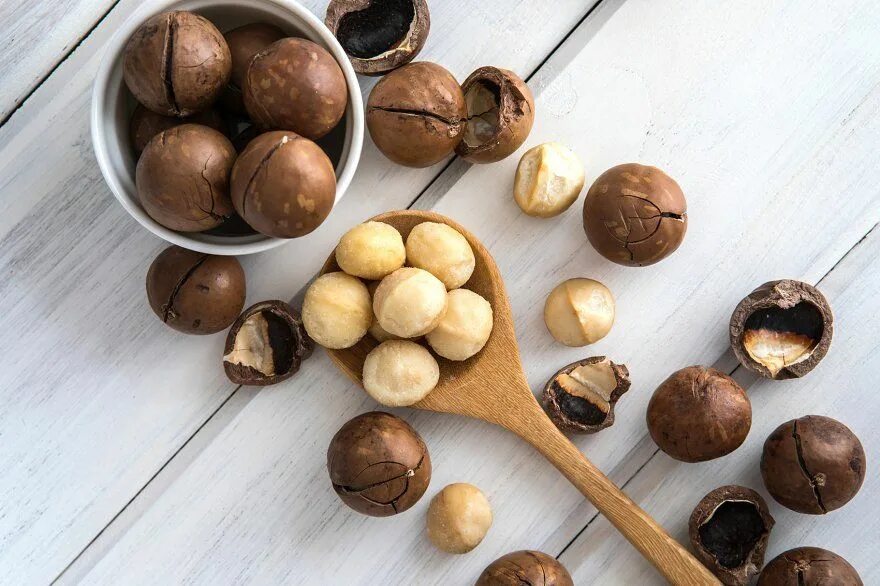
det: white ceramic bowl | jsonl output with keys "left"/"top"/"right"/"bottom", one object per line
{"left": 92, "top": 0, "right": 363, "bottom": 255}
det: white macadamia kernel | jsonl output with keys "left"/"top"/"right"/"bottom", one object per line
{"left": 514, "top": 142, "right": 585, "bottom": 218}
{"left": 373, "top": 267, "right": 448, "bottom": 338}
{"left": 426, "top": 289, "right": 493, "bottom": 360}
{"left": 302, "top": 272, "right": 372, "bottom": 349}
{"left": 362, "top": 340, "right": 440, "bottom": 406}
{"left": 543, "top": 278, "right": 615, "bottom": 346}
{"left": 335, "top": 221, "right": 406, "bottom": 280}
{"left": 426, "top": 483, "right": 493, "bottom": 554}
{"left": 405, "top": 222, "right": 475, "bottom": 289}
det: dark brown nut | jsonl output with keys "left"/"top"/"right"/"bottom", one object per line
{"left": 325, "top": 0, "right": 429, "bottom": 76}
{"left": 129, "top": 104, "right": 226, "bottom": 154}
{"left": 647, "top": 366, "right": 751, "bottom": 462}
{"left": 730, "top": 280, "right": 833, "bottom": 380}
{"left": 476, "top": 550, "right": 573, "bottom": 586}
{"left": 136, "top": 124, "right": 236, "bottom": 232}
{"left": 243, "top": 38, "right": 347, "bottom": 140}
{"left": 219, "top": 23, "right": 286, "bottom": 115}
{"left": 366, "top": 61, "right": 466, "bottom": 167}
{"left": 688, "top": 485, "right": 775, "bottom": 586}
{"left": 761, "top": 415, "right": 865, "bottom": 514}
{"left": 582, "top": 163, "right": 687, "bottom": 266}
{"left": 146, "top": 245, "right": 245, "bottom": 335}
{"left": 455, "top": 67, "right": 534, "bottom": 164}
{"left": 223, "top": 300, "right": 313, "bottom": 386}
{"left": 229, "top": 131, "right": 336, "bottom": 238}
{"left": 543, "top": 357, "right": 630, "bottom": 434}
{"left": 757, "top": 547, "right": 863, "bottom": 586}
{"left": 123, "top": 11, "right": 231, "bottom": 117}
{"left": 327, "top": 411, "right": 431, "bottom": 516}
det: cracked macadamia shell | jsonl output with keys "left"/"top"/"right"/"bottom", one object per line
{"left": 146, "top": 245, "right": 245, "bottom": 335}
{"left": 582, "top": 163, "right": 687, "bottom": 266}
{"left": 760, "top": 415, "right": 865, "bottom": 514}
{"left": 302, "top": 272, "right": 372, "bottom": 349}
{"left": 230, "top": 131, "right": 336, "bottom": 238}
{"left": 456, "top": 67, "right": 535, "bottom": 164}
{"left": 244, "top": 38, "right": 347, "bottom": 140}
{"left": 362, "top": 340, "right": 439, "bottom": 406}
{"left": 730, "top": 280, "right": 833, "bottom": 380}
{"left": 404, "top": 222, "right": 475, "bottom": 289}
{"left": 373, "top": 267, "right": 448, "bottom": 338}
{"left": 366, "top": 62, "right": 467, "bottom": 167}
{"left": 327, "top": 411, "right": 431, "bottom": 517}
{"left": 426, "top": 483, "right": 492, "bottom": 554}
{"left": 425, "top": 289, "right": 493, "bottom": 361}
{"left": 688, "top": 485, "right": 775, "bottom": 586}
{"left": 476, "top": 550, "right": 574, "bottom": 586}
{"left": 543, "top": 357, "right": 630, "bottom": 434}
{"left": 136, "top": 124, "right": 236, "bottom": 232}
{"left": 514, "top": 142, "right": 585, "bottom": 218}
{"left": 647, "top": 366, "right": 751, "bottom": 462}
{"left": 124, "top": 11, "right": 231, "bottom": 117}
{"left": 335, "top": 221, "right": 406, "bottom": 280}
{"left": 543, "top": 278, "right": 615, "bottom": 347}
{"left": 757, "top": 547, "right": 863, "bottom": 586}
{"left": 129, "top": 104, "right": 225, "bottom": 154}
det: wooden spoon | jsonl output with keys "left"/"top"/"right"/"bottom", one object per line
{"left": 322, "top": 210, "right": 719, "bottom": 585}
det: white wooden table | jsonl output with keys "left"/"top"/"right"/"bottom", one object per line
{"left": 1, "top": 0, "right": 879, "bottom": 584}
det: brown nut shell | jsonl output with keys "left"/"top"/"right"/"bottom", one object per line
{"left": 325, "top": 0, "right": 429, "bottom": 76}
{"left": 647, "top": 366, "right": 751, "bottom": 462}
{"left": 129, "top": 104, "right": 226, "bottom": 154}
{"left": 146, "top": 245, "right": 245, "bottom": 335}
{"left": 123, "top": 11, "right": 231, "bottom": 117}
{"left": 757, "top": 547, "right": 863, "bottom": 586}
{"left": 761, "top": 415, "right": 865, "bottom": 514}
{"left": 243, "top": 38, "right": 347, "bottom": 140}
{"left": 730, "top": 280, "right": 833, "bottom": 380}
{"left": 224, "top": 23, "right": 286, "bottom": 89}
{"left": 327, "top": 411, "right": 431, "bottom": 516}
{"left": 230, "top": 131, "right": 336, "bottom": 238}
{"left": 543, "top": 356, "right": 630, "bottom": 434}
{"left": 136, "top": 124, "right": 236, "bottom": 232}
{"left": 688, "top": 485, "right": 775, "bottom": 586}
{"left": 455, "top": 67, "right": 535, "bottom": 164}
{"left": 366, "top": 61, "right": 466, "bottom": 167}
{"left": 476, "top": 550, "right": 574, "bottom": 586}
{"left": 223, "top": 300, "right": 313, "bottom": 386}
{"left": 582, "top": 163, "right": 687, "bottom": 266}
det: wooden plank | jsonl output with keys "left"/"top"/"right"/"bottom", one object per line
{"left": 0, "top": 1, "right": 596, "bottom": 583}
{"left": 77, "top": 0, "right": 880, "bottom": 583}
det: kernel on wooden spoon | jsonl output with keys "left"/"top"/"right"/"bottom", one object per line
{"left": 321, "top": 209, "right": 721, "bottom": 585}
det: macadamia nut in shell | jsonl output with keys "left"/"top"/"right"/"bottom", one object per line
{"left": 362, "top": 340, "right": 439, "bottom": 406}
{"left": 543, "top": 278, "right": 615, "bottom": 346}
{"left": 336, "top": 221, "right": 406, "bottom": 279}
{"left": 405, "top": 222, "right": 475, "bottom": 289}
{"left": 514, "top": 142, "right": 585, "bottom": 218}
{"left": 373, "top": 267, "right": 448, "bottom": 338}
{"left": 302, "top": 272, "right": 372, "bottom": 349}
{"left": 427, "top": 483, "right": 493, "bottom": 554}
{"left": 426, "top": 289, "right": 493, "bottom": 360}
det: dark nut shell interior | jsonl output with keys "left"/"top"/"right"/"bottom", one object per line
{"left": 455, "top": 66, "right": 535, "bottom": 164}
{"left": 325, "top": 0, "right": 429, "bottom": 75}
{"left": 761, "top": 415, "right": 865, "bottom": 514}
{"left": 647, "top": 366, "right": 751, "bottom": 462}
{"left": 757, "top": 547, "right": 863, "bottom": 586}
{"left": 688, "top": 485, "right": 774, "bottom": 586}
{"left": 327, "top": 411, "right": 431, "bottom": 517}
{"left": 730, "top": 280, "right": 833, "bottom": 380}
{"left": 223, "top": 300, "right": 313, "bottom": 386}
{"left": 476, "top": 550, "right": 574, "bottom": 586}
{"left": 129, "top": 104, "right": 226, "bottom": 154}
{"left": 582, "top": 163, "right": 687, "bottom": 266}
{"left": 543, "top": 356, "right": 630, "bottom": 434}
{"left": 146, "top": 245, "right": 246, "bottom": 335}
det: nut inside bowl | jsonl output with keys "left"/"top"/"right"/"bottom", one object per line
{"left": 91, "top": 0, "right": 363, "bottom": 255}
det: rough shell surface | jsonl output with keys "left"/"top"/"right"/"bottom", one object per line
{"left": 476, "top": 550, "right": 574, "bottom": 586}
{"left": 757, "top": 547, "right": 863, "bottom": 585}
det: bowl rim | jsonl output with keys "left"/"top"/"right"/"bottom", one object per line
{"left": 90, "top": 0, "right": 364, "bottom": 255}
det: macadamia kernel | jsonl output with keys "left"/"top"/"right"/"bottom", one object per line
{"left": 362, "top": 340, "right": 440, "bottom": 406}
{"left": 374, "top": 268, "right": 448, "bottom": 337}
{"left": 514, "top": 142, "right": 585, "bottom": 218}
{"left": 335, "top": 221, "right": 406, "bottom": 280}
{"left": 427, "top": 483, "right": 493, "bottom": 554}
{"left": 405, "top": 222, "right": 475, "bottom": 289}
{"left": 302, "top": 272, "right": 372, "bottom": 349}
{"left": 543, "top": 278, "right": 615, "bottom": 346}
{"left": 426, "top": 289, "right": 493, "bottom": 360}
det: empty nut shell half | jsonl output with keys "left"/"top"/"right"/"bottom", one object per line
{"left": 730, "top": 280, "right": 833, "bottom": 380}
{"left": 543, "top": 357, "right": 630, "bottom": 434}
{"left": 223, "top": 300, "right": 313, "bottom": 386}
{"left": 456, "top": 67, "right": 535, "bottom": 164}
{"left": 688, "top": 485, "right": 775, "bottom": 586}
{"left": 476, "top": 550, "right": 574, "bottom": 586}
{"left": 325, "top": 0, "right": 429, "bottom": 76}
{"left": 757, "top": 547, "right": 863, "bottom": 586}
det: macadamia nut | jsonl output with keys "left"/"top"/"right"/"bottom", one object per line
{"left": 373, "top": 268, "right": 448, "bottom": 337}
{"left": 336, "top": 221, "right": 406, "bottom": 280}
{"left": 405, "top": 222, "right": 475, "bottom": 289}
{"left": 426, "top": 289, "right": 493, "bottom": 360}
{"left": 427, "top": 483, "right": 493, "bottom": 554}
{"left": 543, "top": 278, "right": 615, "bottom": 346}
{"left": 303, "top": 272, "right": 372, "bottom": 349}
{"left": 514, "top": 142, "right": 585, "bottom": 218}
{"left": 362, "top": 340, "right": 440, "bottom": 406}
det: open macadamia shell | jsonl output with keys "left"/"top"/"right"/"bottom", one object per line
{"left": 730, "top": 280, "right": 833, "bottom": 380}
{"left": 325, "top": 0, "right": 429, "bottom": 76}
{"left": 455, "top": 67, "right": 534, "bottom": 164}
{"left": 543, "top": 357, "right": 630, "bottom": 434}
{"left": 223, "top": 300, "right": 313, "bottom": 386}
{"left": 688, "top": 485, "right": 775, "bottom": 586}
{"left": 757, "top": 547, "right": 863, "bottom": 586}
{"left": 476, "top": 550, "right": 574, "bottom": 586}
